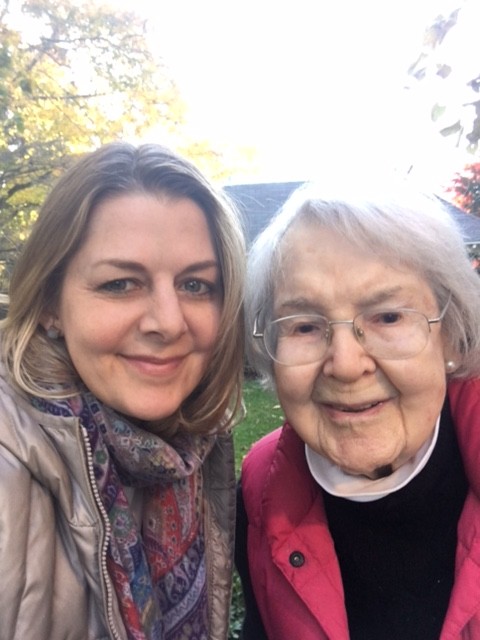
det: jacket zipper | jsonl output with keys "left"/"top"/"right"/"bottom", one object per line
{"left": 79, "top": 424, "right": 122, "bottom": 640}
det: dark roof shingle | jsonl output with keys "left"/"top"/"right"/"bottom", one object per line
{"left": 224, "top": 182, "right": 480, "bottom": 246}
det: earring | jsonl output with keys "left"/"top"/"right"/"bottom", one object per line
{"left": 46, "top": 326, "right": 60, "bottom": 340}
{"left": 445, "top": 360, "right": 457, "bottom": 373}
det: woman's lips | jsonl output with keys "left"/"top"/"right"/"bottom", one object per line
{"left": 328, "top": 400, "right": 383, "bottom": 413}
{"left": 322, "top": 399, "right": 388, "bottom": 418}
{"left": 121, "top": 354, "right": 185, "bottom": 376}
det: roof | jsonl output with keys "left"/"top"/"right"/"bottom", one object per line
{"left": 224, "top": 181, "right": 303, "bottom": 244}
{"left": 441, "top": 200, "right": 480, "bottom": 246}
{"left": 224, "top": 182, "right": 480, "bottom": 246}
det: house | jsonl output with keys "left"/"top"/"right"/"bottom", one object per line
{"left": 224, "top": 181, "right": 303, "bottom": 245}
{"left": 441, "top": 200, "right": 480, "bottom": 250}
{"left": 224, "top": 182, "right": 480, "bottom": 250}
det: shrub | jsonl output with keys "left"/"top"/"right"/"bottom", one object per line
{"left": 446, "top": 162, "right": 480, "bottom": 215}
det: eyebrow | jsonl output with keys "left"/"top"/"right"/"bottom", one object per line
{"left": 179, "top": 260, "right": 220, "bottom": 277}
{"left": 357, "top": 286, "right": 405, "bottom": 308}
{"left": 91, "top": 259, "right": 219, "bottom": 275}
{"left": 276, "top": 297, "right": 323, "bottom": 315}
{"left": 276, "top": 286, "right": 406, "bottom": 315}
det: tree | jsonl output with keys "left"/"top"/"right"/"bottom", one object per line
{"left": 446, "top": 161, "right": 480, "bottom": 215}
{"left": 406, "top": 4, "right": 480, "bottom": 153}
{"left": 0, "top": 0, "right": 186, "bottom": 290}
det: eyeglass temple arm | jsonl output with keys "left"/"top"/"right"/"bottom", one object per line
{"left": 252, "top": 315, "right": 264, "bottom": 338}
{"left": 427, "top": 293, "right": 452, "bottom": 327}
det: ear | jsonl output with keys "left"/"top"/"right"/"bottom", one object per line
{"left": 39, "top": 311, "right": 63, "bottom": 335}
{"left": 39, "top": 312, "right": 55, "bottom": 332}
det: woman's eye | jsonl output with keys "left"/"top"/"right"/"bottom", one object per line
{"left": 371, "top": 311, "right": 404, "bottom": 325}
{"left": 99, "top": 279, "right": 136, "bottom": 293}
{"left": 182, "top": 279, "right": 213, "bottom": 295}
{"left": 282, "top": 319, "right": 325, "bottom": 337}
{"left": 294, "top": 323, "right": 320, "bottom": 334}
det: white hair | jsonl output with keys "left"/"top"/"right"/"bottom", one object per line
{"left": 246, "top": 180, "right": 480, "bottom": 388}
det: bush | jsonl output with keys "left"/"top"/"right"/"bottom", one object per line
{"left": 446, "top": 162, "right": 480, "bottom": 216}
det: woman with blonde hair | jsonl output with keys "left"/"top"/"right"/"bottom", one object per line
{"left": 0, "top": 141, "right": 245, "bottom": 640}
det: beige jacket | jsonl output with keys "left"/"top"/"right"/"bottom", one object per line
{"left": 0, "top": 362, "right": 236, "bottom": 640}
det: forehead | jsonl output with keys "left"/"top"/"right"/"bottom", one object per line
{"left": 68, "top": 193, "right": 217, "bottom": 274}
{"left": 275, "top": 221, "right": 435, "bottom": 311}
{"left": 86, "top": 193, "right": 211, "bottom": 241}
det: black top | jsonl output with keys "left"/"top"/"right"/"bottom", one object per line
{"left": 235, "top": 399, "right": 468, "bottom": 640}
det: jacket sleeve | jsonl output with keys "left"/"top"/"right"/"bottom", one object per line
{"left": 0, "top": 443, "right": 60, "bottom": 639}
{"left": 235, "top": 479, "right": 268, "bottom": 640}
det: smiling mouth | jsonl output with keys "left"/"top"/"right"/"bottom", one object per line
{"left": 327, "top": 400, "right": 384, "bottom": 413}
{"left": 121, "top": 354, "right": 186, "bottom": 375}
{"left": 124, "top": 354, "right": 184, "bottom": 365}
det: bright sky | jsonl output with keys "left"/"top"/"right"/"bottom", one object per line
{"left": 112, "top": 0, "right": 478, "bottom": 190}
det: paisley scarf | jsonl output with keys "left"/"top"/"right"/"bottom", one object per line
{"left": 32, "top": 390, "right": 215, "bottom": 640}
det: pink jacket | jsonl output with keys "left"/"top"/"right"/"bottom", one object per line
{"left": 241, "top": 379, "right": 480, "bottom": 639}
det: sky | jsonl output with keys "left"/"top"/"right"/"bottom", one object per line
{"left": 110, "top": 0, "right": 479, "bottom": 190}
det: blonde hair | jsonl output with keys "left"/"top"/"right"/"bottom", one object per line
{"left": 2, "top": 142, "right": 246, "bottom": 435}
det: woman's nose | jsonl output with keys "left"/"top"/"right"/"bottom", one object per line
{"left": 321, "top": 323, "right": 376, "bottom": 380}
{"left": 139, "top": 288, "right": 188, "bottom": 341}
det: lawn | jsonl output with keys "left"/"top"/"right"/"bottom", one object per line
{"left": 233, "top": 377, "right": 284, "bottom": 474}
{"left": 229, "top": 378, "right": 285, "bottom": 639}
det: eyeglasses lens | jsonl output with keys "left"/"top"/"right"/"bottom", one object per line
{"left": 264, "top": 310, "right": 430, "bottom": 365}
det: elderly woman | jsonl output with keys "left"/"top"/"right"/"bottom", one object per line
{"left": 236, "top": 182, "right": 480, "bottom": 640}
{"left": 0, "top": 142, "right": 245, "bottom": 640}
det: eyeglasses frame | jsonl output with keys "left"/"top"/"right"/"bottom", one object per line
{"left": 253, "top": 293, "right": 452, "bottom": 363}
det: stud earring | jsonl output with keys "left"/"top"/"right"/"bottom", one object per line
{"left": 445, "top": 360, "right": 457, "bottom": 373}
{"left": 46, "top": 326, "right": 60, "bottom": 340}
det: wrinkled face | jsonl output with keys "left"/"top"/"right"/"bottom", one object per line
{"left": 52, "top": 193, "right": 221, "bottom": 423}
{"left": 273, "top": 222, "right": 454, "bottom": 479}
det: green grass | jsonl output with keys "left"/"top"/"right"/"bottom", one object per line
{"left": 233, "top": 378, "right": 285, "bottom": 474}
{"left": 228, "top": 378, "right": 285, "bottom": 639}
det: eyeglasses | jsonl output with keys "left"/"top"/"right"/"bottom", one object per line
{"left": 253, "top": 296, "right": 451, "bottom": 366}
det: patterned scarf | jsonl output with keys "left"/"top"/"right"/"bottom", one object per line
{"left": 32, "top": 390, "right": 215, "bottom": 640}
